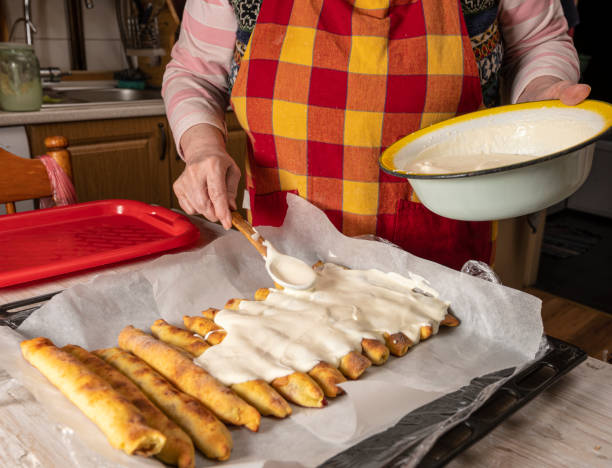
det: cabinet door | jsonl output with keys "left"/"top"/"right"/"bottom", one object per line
{"left": 494, "top": 212, "right": 546, "bottom": 289}
{"left": 27, "top": 117, "right": 172, "bottom": 208}
{"left": 169, "top": 111, "right": 248, "bottom": 214}
{"left": 169, "top": 129, "right": 185, "bottom": 210}
{"left": 226, "top": 111, "right": 248, "bottom": 214}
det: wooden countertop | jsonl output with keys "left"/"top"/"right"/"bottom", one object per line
{"left": 0, "top": 227, "right": 610, "bottom": 467}
{"left": 530, "top": 287, "right": 612, "bottom": 362}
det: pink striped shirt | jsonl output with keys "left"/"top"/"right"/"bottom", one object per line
{"left": 163, "top": 0, "right": 580, "bottom": 154}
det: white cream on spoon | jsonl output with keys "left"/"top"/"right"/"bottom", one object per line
{"left": 263, "top": 240, "right": 317, "bottom": 290}
{"left": 230, "top": 211, "right": 316, "bottom": 290}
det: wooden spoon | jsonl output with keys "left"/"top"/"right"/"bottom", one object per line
{"left": 231, "top": 211, "right": 267, "bottom": 258}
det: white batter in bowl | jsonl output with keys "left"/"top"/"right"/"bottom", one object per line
{"left": 379, "top": 100, "right": 612, "bottom": 221}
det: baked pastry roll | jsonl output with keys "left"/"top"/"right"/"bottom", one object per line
{"left": 150, "top": 319, "right": 209, "bottom": 358}
{"left": 153, "top": 319, "right": 292, "bottom": 418}
{"left": 202, "top": 306, "right": 352, "bottom": 397}
{"left": 190, "top": 309, "right": 329, "bottom": 407}
{"left": 95, "top": 347, "right": 233, "bottom": 461}
{"left": 63, "top": 344, "right": 195, "bottom": 468}
{"left": 118, "top": 325, "right": 261, "bottom": 432}
{"left": 20, "top": 337, "right": 166, "bottom": 457}
{"left": 183, "top": 314, "right": 226, "bottom": 345}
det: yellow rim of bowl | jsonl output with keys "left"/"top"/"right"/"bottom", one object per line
{"left": 380, "top": 99, "right": 612, "bottom": 179}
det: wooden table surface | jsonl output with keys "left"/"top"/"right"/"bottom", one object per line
{"left": 1, "top": 228, "right": 611, "bottom": 468}
{"left": 529, "top": 287, "right": 612, "bottom": 362}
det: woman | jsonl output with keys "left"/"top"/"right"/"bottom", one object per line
{"left": 163, "top": 0, "right": 589, "bottom": 270}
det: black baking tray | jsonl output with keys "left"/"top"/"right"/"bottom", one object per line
{"left": 0, "top": 294, "right": 588, "bottom": 468}
{"left": 0, "top": 291, "right": 62, "bottom": 329}
{"left": 322, "top": 335, "right": 586, "bottom": 467}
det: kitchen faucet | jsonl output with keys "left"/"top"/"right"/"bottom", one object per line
{"left": 8, "top": 0, "right": 91, "bottom": 79}
{"left": 8, "top": 0, "right": 37, "bottom": 46}
{"left": 10, "top": 0, "right": 94, "bottom": 47}
{"left": 23, "top": 0, "right": 35, "bottom": 46}
{"left": 8, "top": 0, "right": 78, "bottom": 82}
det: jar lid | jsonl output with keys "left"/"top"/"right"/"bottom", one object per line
{"left": 0, "top": 42, "right": 34, "bottom": 51}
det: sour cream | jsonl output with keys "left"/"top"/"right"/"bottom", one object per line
{"left": 264, "top": 241, "right": 317, "bottom": 290}
{"left": 194, "top": 263, "right": 450, "bottom": 386}
{"left": 400, "top": 117, "right": 602, "bottom": 175}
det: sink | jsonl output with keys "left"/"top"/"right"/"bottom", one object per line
{"left": 42, "top": 86, "right": 162, "bottom": 107}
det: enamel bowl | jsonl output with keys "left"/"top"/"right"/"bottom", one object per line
{"left": 380, "top": 100, "right": 612, "bottom": 221}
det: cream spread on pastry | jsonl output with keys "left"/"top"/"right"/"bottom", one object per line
{"left": 264, "top": 241, "right": 317, "bottom": 289}
{"left": 195, "top": 263, "right": 449, "bottom": 385}
{"left": 203, "top": 329, "right": 225, "bottom": 341}
{"left": 400, "top": 118, "right": 602, "bottom": 175}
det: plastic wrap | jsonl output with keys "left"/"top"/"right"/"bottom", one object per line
{"left": 460, "top": 260, "right": 501, "bottom": 285}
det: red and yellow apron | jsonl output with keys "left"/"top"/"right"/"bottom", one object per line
{"left": 231, "top": 0, "right": 494, "bottom": 270}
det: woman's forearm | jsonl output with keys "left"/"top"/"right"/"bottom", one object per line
{"left": 499, "top": 0, "right": 580, "bottom": 103}
{"left": 180, "top": 123, "right": 227, "bottom": 163}
{"left": 162, "top": 0, "right": 237, "bottom": 157}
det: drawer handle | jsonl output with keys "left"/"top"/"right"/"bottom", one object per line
{"left": 158, "top": 122, "right": 167, "bottom": 161}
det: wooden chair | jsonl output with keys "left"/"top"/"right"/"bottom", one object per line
{"left": 0, "top": 136, "right": 72, "bottom": 214}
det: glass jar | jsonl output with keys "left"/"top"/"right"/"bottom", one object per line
{"left": 0, "top": 43, "right": 43, "bottom": 112}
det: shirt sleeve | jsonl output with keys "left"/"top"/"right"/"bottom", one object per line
{"left": 499, "top": 0, "right": 580, "bottom": 103}
{"left": 162, "top": 0, "right": 237, "bottom": 157}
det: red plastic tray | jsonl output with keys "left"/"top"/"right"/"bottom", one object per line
{"left": 0, "top": 199, "right": 199, "bottom": 287}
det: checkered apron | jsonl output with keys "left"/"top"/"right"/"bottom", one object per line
{"left": 231, "top": 0, "right": 494, "bottom": 270}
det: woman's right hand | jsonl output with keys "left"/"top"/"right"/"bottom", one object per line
{"left": 173, "top": 123, "right": 241, "bottom": 230}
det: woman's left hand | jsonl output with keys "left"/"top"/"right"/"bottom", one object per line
{"left": 517, "top": 76, "right": 591, "bottom": 105}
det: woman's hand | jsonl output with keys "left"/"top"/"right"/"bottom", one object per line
{"left": 174, "top": 123, "right": 241, "bottom": 230}
{"left": 517, "top": 76, "right": 591, "bottom": 105}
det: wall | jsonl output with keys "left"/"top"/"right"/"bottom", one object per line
{"left": 2, "top": 0, "right": 126, "bottom": 72}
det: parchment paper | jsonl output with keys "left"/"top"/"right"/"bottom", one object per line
{"left": 0, "top": 194, "right": 543, "bottom": 467}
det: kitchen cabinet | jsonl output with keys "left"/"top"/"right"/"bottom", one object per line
{"left": 224, "top": 111, "right": 248, "bottom": 213}
{"left": 494, "top": 212, "right": 546, "bottom": 290}
{"left": 26, "top": 111, "right": 248, "bottom": 213}
{"left": 27, "top": 116, "right": 172, "bottom": 207}
{"left": 169, "top": 126, "right": 184, "bottom": 210}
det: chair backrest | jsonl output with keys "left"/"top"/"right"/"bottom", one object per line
{"left": 0, "top": 136, "right": 72, "bottom": 214}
